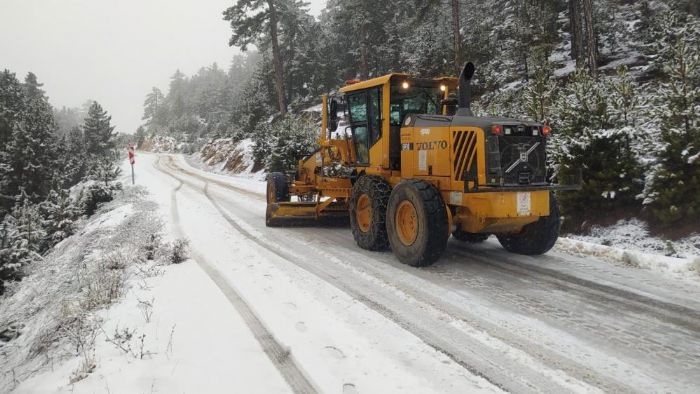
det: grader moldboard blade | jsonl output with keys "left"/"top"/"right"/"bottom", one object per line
{"left": 265, "top": 200, "right": 349, "bottom": 228}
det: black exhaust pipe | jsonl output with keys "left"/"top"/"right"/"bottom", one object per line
{"left": 456, "top": 62, "right": 475, "bottom": 117}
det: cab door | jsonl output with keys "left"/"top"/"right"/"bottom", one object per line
{"left": 346, "top": 88, "right": 382, "bottom": 167}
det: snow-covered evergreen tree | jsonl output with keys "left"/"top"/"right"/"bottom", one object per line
{"left": 644, "top": 34, "right": 700, "bottom": 224}
{"left": 62, "top": 126, "right": 88, "bottom": 187}
{"left": 0, "top": 73, "right": 59, "bottom": 206}
{"left": 264, "top": 115, "right": 318, "bottom": 173}
{"left": 38, "top": 189, "right": 79, "bottom": 249}
{"left": 83, "top": 101, "right": 117, "bottom": 160}
{"left": 523, "top": 52, "right": 557, "bottom": 122}
{"left": 0, "top": 193, "right": 46, "bottom": 292}
{"left": 0, "top": 70, "right": 25, "bottom": 149}
{"left": 551, "top": 68, "right": 642, "bottom": 223}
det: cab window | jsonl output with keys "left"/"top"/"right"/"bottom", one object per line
{"left": 390, "top": 86, "right": 441, "bottom": 126}
{"left": 347, "top": 88, "right": 382, "bottom": 165}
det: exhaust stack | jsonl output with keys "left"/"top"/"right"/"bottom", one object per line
{"left": 456, "top": 62, "right": 475, "bottom": 117}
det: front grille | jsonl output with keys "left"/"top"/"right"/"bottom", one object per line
{"left": 452, "top": 130, "right": 478, "bottom": 181}
{"left": 493, "top": 135, "right": 547, "bottom": 185}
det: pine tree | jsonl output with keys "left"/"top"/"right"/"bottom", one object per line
{"left": 0, "top": 70, "right": 25, "bottom": 148}
{"left": 83, "top": 101, "right": 116, "bottom": 160}
{"left": 264, "top": 115, "right": 318, "bottom": 172}
{"left": 63, "top": 126, "right": 88, "bottom": 186}
{"left": 0, "top": 193, "right": 45, "bottom": 293}
{"left": 0, "top": 214, "right": 37, "bottom": 294}
{"left": 224, "top": 0, "right": 300, "bottom": 115}
{"left": 142, "top": 87, "right": 166, "bottom": 127}
{"left": 523, "top": 53, "right": 556, "bottom": 122}
{"left": 38, "top": 189, "right": 79, "bottom": 249}
{"left": 551, "top": 68, "right": 642, "bottom": 224}
{"left": 0, "top": 73, "right": 59, "bottom": 206}
{"left": 645, "top": 36, "right": 700, "bottom": 224}
{"left": 610, "top": 66, "right": 639, "bottom": 127}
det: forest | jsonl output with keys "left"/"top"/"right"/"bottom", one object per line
{"left": 0, "top": 71, "right": 124, "bottom": 293}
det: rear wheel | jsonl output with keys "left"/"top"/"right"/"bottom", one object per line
{"left": 386, "top": 180, "right": 449, "bottom": 267}
{"left": 349, "top": 176, "right": 391, "bottom": 250}
{"left": 452, "top": 230, "right": 489, "bottom": 243}
{"left": 265, "top": 172, "right": 290, "bottom": 227}
{"left": 496, "top": 192, "right": 560, "bottom": 255}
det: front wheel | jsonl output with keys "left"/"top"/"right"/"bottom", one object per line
{"left": 386, "top": 180, "right": 449, "bottom": 267}
{"left": 349, "top": 176, "right": 392, "bottom": 250}
{"left": 496, "top": 192, "right": 560, "bottom": 255}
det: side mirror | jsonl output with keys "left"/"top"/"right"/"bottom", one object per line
{"left": 329, "top": 99, "right": 339, "bottom": 132}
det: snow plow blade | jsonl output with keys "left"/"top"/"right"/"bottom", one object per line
{"left": 266, "top": 201, "right": 349, "bottom": 227}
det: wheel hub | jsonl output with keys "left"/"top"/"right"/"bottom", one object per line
{"left": 396, "top": 200, "right": 418, "bottom": 246}
{"left": 356, "top": 194, "right": 372, "bottom": 233}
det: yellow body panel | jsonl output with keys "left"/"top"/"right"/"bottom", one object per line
{"left": 451, "top": 191, "right": 550, "bottom": 233}
{"left": 400, "top": 126, "right": 452, "bottom": 178}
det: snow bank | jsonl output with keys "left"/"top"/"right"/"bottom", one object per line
{"left": 0, "top": 187, "right": 165, "bottom": 392}
{"left": 565, "top": 218, "right": 700, "bottom": 259}
{"left": 555, "top": 237, "right": 700, "bottom": 280}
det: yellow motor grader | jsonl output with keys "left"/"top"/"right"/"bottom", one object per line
{"left": 266, "top": 63, "right": 574, "bottom": 266}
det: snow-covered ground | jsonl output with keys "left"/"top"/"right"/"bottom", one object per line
{"left": 5, "top": 152, "right": 700, "bottom": 393}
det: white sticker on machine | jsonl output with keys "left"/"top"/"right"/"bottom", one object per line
{"left": 418, "top": 150, "right": 427, "bottom": 171}
{"left": 517, "top": 192, "right": 531, "bottom": 216}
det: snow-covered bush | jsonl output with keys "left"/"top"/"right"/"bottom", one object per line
{"left": 251, "top": 114, "right": 318, "bottom": 173}
{"left": 0, "top": 197, "right": 46, "bottom": 293}
{"left": 38, "top": 190, "right": 80, "bottom": 249}
{"left": 79, "top": 182, "right": 123, "bottom": 216}
{"left": 168, "top": 239, "right": 190, "bottom": 265}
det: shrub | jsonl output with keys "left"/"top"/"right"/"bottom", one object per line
{"left": 80, "top": 182, "right": 122, "bottom": 216}
{"left": 169, "top": 239, "right": 190, "bottom": 264}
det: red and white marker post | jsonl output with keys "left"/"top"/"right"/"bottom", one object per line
{"left": 128, "top": 144, "right": 136, "bottom": 184}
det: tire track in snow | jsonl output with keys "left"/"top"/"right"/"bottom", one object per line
{"left": 451, "top": 245, "right": 700, "bottom": 332}
{"left": 155, "top": 156, "right": 319, "bottom": 394}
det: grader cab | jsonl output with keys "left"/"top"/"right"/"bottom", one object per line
{"left": 266, "top": 63, "right": 575, "bottom": 266}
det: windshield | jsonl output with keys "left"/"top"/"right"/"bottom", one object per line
{"left": 390, "top": 86, "right": 442, "bottom": 126}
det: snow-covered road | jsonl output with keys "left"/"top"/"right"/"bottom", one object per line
{"left": 146, "top": 153, "right": 700, "bottom": 393}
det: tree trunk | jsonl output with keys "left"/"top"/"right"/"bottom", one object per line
{"left": 359, "top": 24, "right": 369, "bottom": 80}
{"left": 451, "top": 0, "right": 462, "bottom": 73}
{"left": 582, "top": 0, "right": 597, "bottom": 76}
{"left": 568, "top": 0, "right": 584, "bottom": 64}
{"left": 267, "top": 0, "right": 287, "bottom": 115}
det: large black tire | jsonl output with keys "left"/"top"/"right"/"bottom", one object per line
{"left": 496, "top": 192, "right": 560, "bottom": 255}
{"left": 349, "top": 175, "right": 392, "bottom": 250}
{"left": 266, "top": 172, "right": 290, "bottom": 227}
{"left": 452, "top": 230, "right": 489, "bottom": 243}
{"left": 386, "top": 180, "right": 449, "bottom": 267}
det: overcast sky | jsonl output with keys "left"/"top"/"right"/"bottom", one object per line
{"left": 0, "top": 0, "right": 327, "bottom": 134}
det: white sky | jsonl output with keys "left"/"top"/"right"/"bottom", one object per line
{"left": 0, "top": 0, "right": 327, "bottom": 134}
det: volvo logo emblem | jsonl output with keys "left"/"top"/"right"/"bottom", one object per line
{"left": 519, "top": 144, "right": 530, "bottom": 163}
{"left": 520, "top": 150, "right": 529, "bottom": 163}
